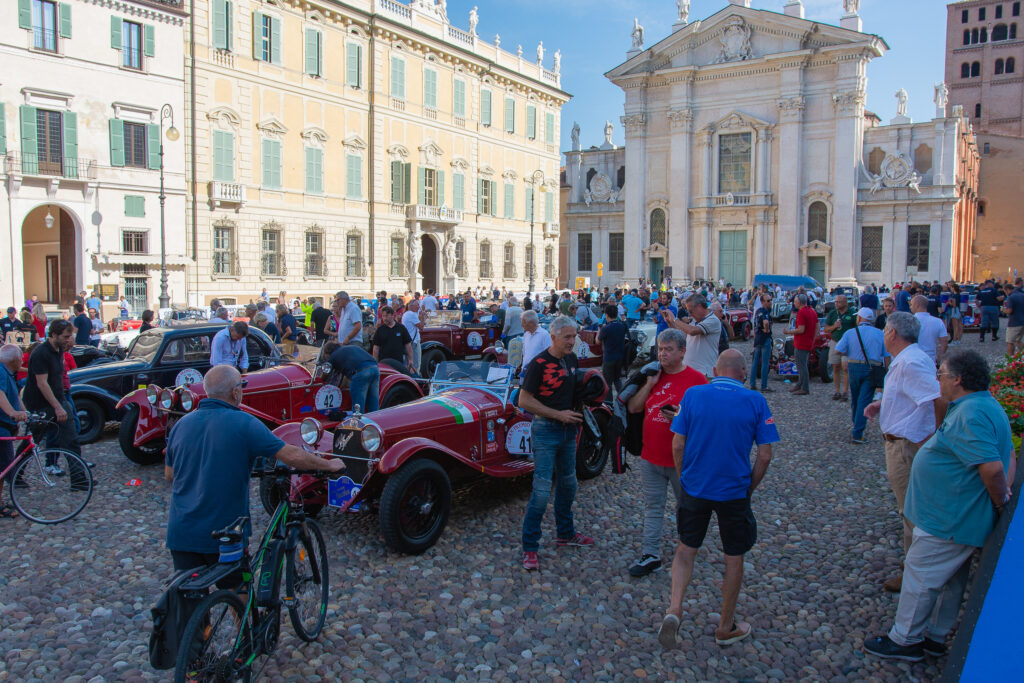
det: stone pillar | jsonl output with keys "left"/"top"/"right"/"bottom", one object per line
{"left": 668, "top": 108, "right": 693, "bottom": 281}
{"left": 699, "top": 130, "right": 713, "bottom": 198}
{"left": 830, "top": 88, "right": 866, "bottom": 286}
{"left": 775, "top": 94, "right": 805, "bottom": 277}
{"left": 756, "top": 128, "right": 771, "bottom": 196}
{"left": 621, "top": 113, "right": 647, "bottom": 280}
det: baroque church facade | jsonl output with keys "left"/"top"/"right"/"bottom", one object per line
{"left": 564, "top": 0, "right": 978, "bottom": 289}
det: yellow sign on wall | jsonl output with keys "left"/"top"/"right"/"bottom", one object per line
{"left": 597, "top": 262, "right": 604, "bottom": 277}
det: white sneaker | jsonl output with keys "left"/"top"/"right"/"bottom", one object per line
{"left": 44, "top": 465, "right": 65, "bottom": 476}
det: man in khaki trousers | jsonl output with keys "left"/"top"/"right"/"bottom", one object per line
{"left": 864, "top": 312, "right": 946, "bottom": 593}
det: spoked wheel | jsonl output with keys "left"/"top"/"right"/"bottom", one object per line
{"left": 174, "top": 589, "right": 252, "bottom": 683}
{"left": 379, "top": 460, "right": 452, "bottom": 554}
{"left": 10, "top": 448, "right": 93, "bottom": 524}
{"left": 286, "top": 520, "right": 330, "bottom": 642}
{"left": 118, "top": 405, "right": 165, "bottom": 465}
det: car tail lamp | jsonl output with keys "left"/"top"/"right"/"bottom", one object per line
{"left": 300, "top": 418, "right": 324, "bottom": 446}
{"left": 146, "top": 385, "right": 161, "bottom": 405}
{"left": 179, "top": 389, "right": 197, "bottom": 412}
{"left": 159, "top": 389, "right": 175, "bottom": 411}
{"left": 361, "top": 424, "right": 382, "bottom": 453}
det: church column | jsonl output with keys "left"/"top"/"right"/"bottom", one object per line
{"left": 668, "top": 108, "right": 693, "bottom": 281}
{"left": 756, "top": 127, "right": 771, "bottom": 196}
{"left": 775, "top": 94, "right": 805, "bottom": 277}
{"left": 830, "top": 88, "right": 866, "bottom": 285}
{"left": 697, "top": 130, "right": 713, "bottom": 276}
{"left": 621, "top": 113, "right": 647, "bottom": 280}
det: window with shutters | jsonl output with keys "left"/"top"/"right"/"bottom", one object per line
{"left": 504, "top": 97, "right": 515, "bottom": 133}
{"left": 479, "top": 179, "right": 494, "bottom": 215}
{"left": 650, "top": 208, "right": 666, "bottom": 245}
{"left": 391, "top": 161, "right": 411, "bottom": 203}
{"left": 479, "top": 240, "right": 492, "bottom": 279}
{"left": 424, "top": 67, "right": 438, "bottom": 111}
{"left": 261, "top": 227, "right": 283, "bottom": 276}
{"left": 526, "top": 105, "right": 537, "bottom": 140}
{"left": 346, "top": 155, "right": 362, "bottom": 199}
{"left": 213, "top": 223, "right": 235, "bottom": 275}
{"left": 390, "top": 236, "right": 406, "bottom": 277}
{"left": 544, "top": 190, "right": 554, "bottom": 222}
{"left": 305, "top": 228, "right": 325, "bottom": 277}
{"left": 36, "top": 109, "right": 64, "bottom": 176}
{"left": 122, "top": 21, "right": 143, "bottom": 69}
{"left": 304, "top": 28, "right": 322, "bottom": 77}
{"left": 31, "top": 0, "right": 59, "bottom": 52}
{"left": 452, "top": 172, "right": 465, "bottom": 210}
{"left": 453, "top": 79, "right": 466, "bottom": 118}
{"left": 860, "top": 226, "right": 882, "bottom": 272}
{"left": 346, "top": 42, "right": 362, "bottom": 88}
{"left": 212, "top": 130, "right": 234, "bottom": 181}
{"left": 390, "top": 56, "right": 405, "bottom": 99}
{"left": 124, "top": 195, "right": 145, "bottom": 218}
{"left": 304, "top": 147, "right": 323, "bottom": 194}
{"left": 807, "top": 201, "right": 828, "bottom": 243}
{"left": 545, "top": 246, "right": 554, "bottom": 279}
{"left": 907, "top": 225, "right": 930, "bottom": 272}
{"left": 578, "top": 234, "right": 593, "bottom": 271}
{"left": 212, "top": 0, "right": 232, "bottom": 51}
{"left": 480, "top": 89, "right": 492, "bottom": 126}
{"left": 122, "top": 230, "right": 147, "bottom": 254}
{"left": 345, "top": 233, "right": 364, "bottom": 277}
{"left": 257, "top": 14, "right": 274, "bottom": 63}
{"left": 503, "top": 242, "right": 516, "bottom": 279}
{"left": 262, "top": 139, "right": 281, "bottom": 188}
{"left": 124, "top": 122, "right": 148, "bottom": 168}
{"left": 545, "top": 112, "right": 555, "bottom": 145}
{"left": 718, "top": 132, "right": 752, "bottom": 194}
{"left": 423, "top": 168, "right": 438, "bottom": 206}
{"left": 455, "top": 239, "right": 466, "bottom": 277}
{"left": 503, "top": 183, "right": 514, "bottom": 219}
{"left": 609, "top": 233, "right": 624, "bottom": 272}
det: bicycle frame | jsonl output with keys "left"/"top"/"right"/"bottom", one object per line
{"left": 0, "top": 431, "right": 40, "bottom": 480}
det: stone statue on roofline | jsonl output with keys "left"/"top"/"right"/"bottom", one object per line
{"left": 677, "top": 0, "right": 690, "bottom": 24}
{"left": 844, "top": 0, "right": 860, "bottom": 14}
{"left": 895, "top": 88, "right": 909, "bottom": 117}
{"left": 468, "top": 6, "right": 478, "bottom": 35}
{"left": 631, "top": 18, "right": 644, "bottom": 50}
{"left": 571, "top": 122, "right": 580, "bottom": 151}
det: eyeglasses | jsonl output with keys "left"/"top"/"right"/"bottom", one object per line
{"left": 936, "top": 370, "right": 952, "bottom": 380}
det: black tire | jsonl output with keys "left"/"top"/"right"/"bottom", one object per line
{"left": 75, "top": 398, "right": 105, "bottom": 444}
{"left": 286, "top": 520, "right": 329, "bottom": 642}
{"left": 380, "top": 384, "right": 419, "bottom": 409}
{"left": 379, "top": 459, "right": 452, "bottom": 554}
{"left": 482, "top": 353, "right": 496, "bottom": 363}
{"left": 118, "top": 405, "right": 165, "bottom": 465}
{"left": 258, "top": 475, "right": 322, "bottom": 519}
{"left": 420, "top": 348, "right": 447, "bottom": 379}
{"left": 818, "top": 349, "right": 834, "bottom": 383}
{"left": 10, "top": 448, "right": 93, "bottom": 524}
{"left": 174, "top": 589, "right": 252, "bottom": 683}
{"left": 576, "top": 409, "right": 611, "bottom": 480}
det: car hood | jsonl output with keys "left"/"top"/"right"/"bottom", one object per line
{"left": 361, "top": 387, "right": 503, "bottom": 434}
{"left": 70, "top": 359, "right": 148, "bottom": 384}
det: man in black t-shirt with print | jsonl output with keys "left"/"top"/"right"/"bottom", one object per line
{"left": 372, "top": 306, "right": 415, "bottom": 374}
{"left": 517, "top": 316, "right": 594, "bottom": 571}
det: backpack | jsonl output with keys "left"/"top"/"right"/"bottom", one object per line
{"left": 148, "top": 568, "right": 208, "bottom": 670}
{"left": 718, "top": 319, "right": 730, "bottom": 353}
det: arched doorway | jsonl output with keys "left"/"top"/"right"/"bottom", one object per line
{"left": 420, "top": 234, "right": 438, "bottom": 293}
{"left": 22, "top": 205, "right": 78, "bottom": 306}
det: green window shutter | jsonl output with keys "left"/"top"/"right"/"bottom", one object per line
{"left": 346, "top": 42, "right": 361, "bottom": 87}
{"left": 261, "top": 139, "right": 280, "bottom": 187}
{"left": 62, "top": 112, "right": 77, "bottom": 178}
{"left": 424, "top": 69, "right": 437, "bottom": 109}
{"left": 252, "top": 12, "right": 262, "bottom": 60}
{"left": 109, "top": 118, "right": 124, "bottom": 167}
{"left": 58, "top": 3, "right": 72, "bottom": 39}
{"left": 18, "top": 0, "right": 31, "bottom": 30}
{"left": 270, "top": 17, "right": 282, "bottom": 65}
{"left": 144, "top": 24, "right": 155, "bottom": 57}
{"left": 391, "top": 57, "right": 405, "bottom": 98}
{"left": 0, "top": 104, "right": 6, "bottom": 156}
{"left": 545, "top": 191, "right": 554, "bottom": 222}
{"left": 111, "top": 16, "right": 122, "bottom": 49}
{"left": 527, "top": 105, "right": 536, "bottom": 139}
{"left": 20, "top": 106, "right": 38, "bottom": 175}
{"left": 390, "top": 160, "right": 402, "bottom": 202}
{"left": 147, "top": 123, "right": 160, "bottom": 170}
{"left": 504, "top": 98, "right": 514, "bottom": 133}
{"left": 504, "top": 183, "right": 513, "bottom": 219}
{"left": 477, "top": 178, "right": 484, "bottom": 213}
{"left": 213, "top": 0, "right": 228, "bottom": 50}
{"left": 402, "top": 163, "right": 411, "bottom": 203}
{"left": 124, "top": 195, "right": 145, "bottom": 217}
{"left": 213, "top": 130, "right": 234, "bottom": 181}
{"left": 490, "top": 181, "right": 497, "bottom": 216}
{"left": 481, "top": 89, "right": 491, "bottom": 126}
{"left": 346, "top": 155, "right": 361, "bottom": 199}
{"left": 453, "top": 79, "right": 465, "bottom": 117}
{"left": 453, "top": 173, "right": 464, "bottom": 210}
{"left": 417, "top": 166, "right": 426, "bottom": 205}
{"left": 437, "top": 171, "right": 445, "bottom": 207}
{"left": 526, "top": 187, "right": 534, "bottom": 220}
{"left": 305, "top": 147, "right": 322, "bottom": 194}
{"left": 304, "top": 28, "right": 319, "bottom": 75}
{"left": 545, "top": 112, "right": 555, "bottom": 144}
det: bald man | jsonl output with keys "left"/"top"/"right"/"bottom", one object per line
{"left": 659, "top": 349, "right": 780, "bottom": 650}
{"left": 164, "top": 365, "right": 344, "bottom": 573}
{"left": 911, "top": 295, "right": 948, "bottom": 365}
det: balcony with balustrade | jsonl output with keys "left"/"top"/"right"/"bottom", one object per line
{"left": 209, "top": 181, "right": 246, "bottom": 208}
{"left": 407, "top": 204, "right": 463, "bottom": 224}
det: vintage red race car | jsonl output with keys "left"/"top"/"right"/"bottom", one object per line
{"left": 723, "top": 306, "right": 753, "bottom": 341}
{"left": 483, "top": 329, "right": 604, "bottom": 369}
{"left": 416, "top": 310, "right": 504, "bottom": 377}
{"left": 264, "top": 360, "right": 619, "bottom": 554}
{"left": 770, "top": 324, "right": 833, "bottom": 382}
{"left": 114, "top": 345, "right": 422, "bottom": 465}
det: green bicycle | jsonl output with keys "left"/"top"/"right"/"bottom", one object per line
{"left": 174, "top": 468, "right": 330, "bottom": 682}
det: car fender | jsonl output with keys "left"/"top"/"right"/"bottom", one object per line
{"left": 376, "top": 436, "right": 472, "bottom": 476}
{"left": 118, "top": 393, "right": 168, "bottom": 447}
{"left": 69, "top": 385, "right": 120, "bottom": 418}
{"left": 379, "top": 371, "right": 423, "bottom": 399}
{"left": 420, "top": 340, "right": 450, "bottom": 355}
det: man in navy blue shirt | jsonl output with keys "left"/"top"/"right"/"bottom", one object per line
{"left": 164, "top": 365, "right": 343, "bottom": 572}
{"left": 72, "top": 304, "right": 92, "bottom": 346}
{"left": 895, "top": 286, "right": 912, "bottom": 313}
{"left": 658, "top": 349, "right": 780, "bottom": 650}
{"left": 597, "top": 305, "right": 628, "bottom": 393}
{"left": 976, "top": 279, "right": 1004, "bottom": 342}
{"left": 460, "top": 291, "right": 477, "bottom": 323}
{"left": 325, "top": 341, "right": 380, "bottom": 413}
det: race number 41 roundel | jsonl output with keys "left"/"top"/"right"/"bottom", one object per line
{"left": 315, "top": 385, "right": 343, "bottom": 414}
{"left": 505, "top": 421, "right": 533, "bottom": 455}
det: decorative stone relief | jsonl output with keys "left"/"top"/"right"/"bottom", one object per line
{"left": 715, "top": 17, "right": 752, "bottom": 63}
{"left": 256, "top": 116, "right": 287, "bottom": 140}
{"left": 300, "top": 126, "right": 328, "bottom": 147}
{"left": 387, "top": 143, "right": 410, "bottom": 161}
{"left": 861, "top": 153, "right": 922, "bottom": 194}
{"left": 584, "top": 173, "right": 617, "bottom": 206}
{"left": 620, "top": 113, "right": 647, "bottom": 133}
{"left": 667, "top": 108, "right": 694, "bottom": 129}
{"left": 831, "top": 89, "right": 865, "bottom": 115}
{"left": 418, "top": 140, "right": 444, "bottom": 168}
{"left": 777, "top": 95, "right": 805, "bottom": 121}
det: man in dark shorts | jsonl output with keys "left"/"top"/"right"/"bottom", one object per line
{"left": 658, "top": 349, "right": 780, "bottom": 650}
{"left": 597, "top": 304, "right": 628, "bottom": 393}
{"left": 517, "top": 316, "right": 593, "bottom": 571}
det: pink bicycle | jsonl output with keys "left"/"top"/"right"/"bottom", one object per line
{"left": 1, "top": 412, "right": 93, "bottom": 524}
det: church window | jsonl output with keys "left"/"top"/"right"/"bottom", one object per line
{"left": 994, "top": 23, "right": 1009, "bottom": 40}
{"left": 1008, "top": 57, "right": 1016, "bottom": 72}
{"left": 717, "top": 133, "right": 752, "bottom": 194}
{"left": 807, "top": 202, "right": 827, "bottom": 244}
{"left": 971, "top": 61, "right": 981, "bottom": 77}
{"left": 961, "top": 62, "right": 971, "bottom": 78}
{"left": 976, "top": 102, "right": 982, "bottom": 118}
{"left": 996, "top": 58, "right": 1005, "bottom": 74}
{"left": 860, "top": 227, "right": 882, "bottom": 272}
{"left": 617, "top": 166, "right": 626, "bottom": 189}
{"left": 867, "top": 147, "right": 885, "bottom": 175}
{"left": 650, "top": 208, "right": 666, "bottom": 245}
{"left": 963, "top": 29, "right": 971, "bottom": 45}
{"left": 907, "top": 226, "right": 930, "bottom": 272}
{"left": 914, "top": 144, "right": 932, "bottom": 175}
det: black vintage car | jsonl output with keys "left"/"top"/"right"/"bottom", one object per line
{"left": 69, "top": 322, "right": 279, "bottom": 443}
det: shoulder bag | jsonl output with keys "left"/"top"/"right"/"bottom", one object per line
{"left": 853, "top": 325, "right": 887, "bottom": 389}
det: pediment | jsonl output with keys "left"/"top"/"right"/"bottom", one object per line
{"left": 343, "top": 134, "right": 367, "bottom": 151}
{"left": 256, "top": 116, "right": 288, "bottom": 139}
{"left": 800, "top": 240, "right": 831, "bottom": 253}
{"left": 300, "top": 126, "right": 328, "bottom": 146}
{"left": 704, "top": 109, "right": 771, "bottom": 133}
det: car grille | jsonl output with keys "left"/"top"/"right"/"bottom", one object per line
{"left": 334, "top": 429, "right": 371, "bottom": 484}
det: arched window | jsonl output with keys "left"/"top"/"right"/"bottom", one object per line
{"left": 1008, "top": 57, "right": 1016, "bottom": 73}
{"left": 964, "top": 29, "right": 971, "bottom": 45}
{"left": 994, "top": 24, "right": 1009, "bottom": 41}
{"left": 616, "top": 166, "right": 626, "bottom": 189}
{"left": 976, "top": 102, "right": 982, "bottom": 118}
{"left": 996, "top": 58, "right": 1005, "bottom": 74}
{"left": 807, "top": 202, "right": 828, "bottom": 243}
{"left": 649, "top": 208, "right": 666, "bottom": 245}
{"left": 972, "top": 61, "right": 981, "bottom": 77}
{"left": 962, "top": 62, "right": 971, "bottom": 78}
{"left": 972, "top": 28, "right": 979, "bottom": 43}
{"left": 981, "top": 27, "right": 989, "bottom": 42}
{"left": 867, "top": 147, "right": 885, "bottom": 175}
{"left": 1011, "top": 23, "right": 1018, "bottom": 38}
{"left": 585, "top": 168, "right": 597, "bottom": 190}
{"left": 914, "top": 144, "right": 932, "bottom": 175}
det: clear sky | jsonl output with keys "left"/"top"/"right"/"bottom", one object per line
{"left": 438, "top": 0, "right": 948, "bottom": 155}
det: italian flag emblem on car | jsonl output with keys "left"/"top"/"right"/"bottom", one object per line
{"left": 430, "top": 396, "right": 477, "bottom": 424}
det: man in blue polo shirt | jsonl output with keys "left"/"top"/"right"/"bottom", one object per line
{"left": 164, "top": 365, "right": 343, "bottom": 573}
{"left": 621, "top": 289, "right": 646, "bottom": 325}
{"left": 658, "top": 349, "right": 780, "bottom": 650}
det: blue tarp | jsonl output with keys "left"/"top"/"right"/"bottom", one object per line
{"left": 751, "top": 274, "right": 822, "bottom": 291}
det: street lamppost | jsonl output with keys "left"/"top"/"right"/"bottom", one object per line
{"left": 529, "top": 187, "right": 536, "bottom": 295}
{"left": 158, "top": 104, "right": 180, "bottom": 309}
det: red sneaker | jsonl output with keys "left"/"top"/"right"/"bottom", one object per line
{"left": 556, "top": 532, "right": 595, "bottom": 547}
{"left": 522, "top": 551, "right": 539, "bottom": 570}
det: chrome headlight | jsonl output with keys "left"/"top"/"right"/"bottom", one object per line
{"left": 300, "top": 418, "right": 324, "bottom": 446}
{"left": 179, "top": 389, "right": 196, "bottom": 412}
{"left": 361, "top": 423, "right": 382, "bottom": 453}
{"left": 146, "top": 384, "right": 161, "bottom": 405}
{"left": 636, "top": 331, "right": 648, "bottom": 345}
{"left": 320, "top": 362, "right": 333, "bottom": 375}
{"left": 159, "top": 388, "right": 174, "bottom": 411}
{"left": 495, "top": 340, "right": 505, "bottom": 352}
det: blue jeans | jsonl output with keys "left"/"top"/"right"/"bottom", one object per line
{"left": 750, "top": 339, "right": 771, "bottom": 390}
{"left": 981, "top": 306, "right": 1001, "bottom": 339}
{"left": 521, "top": 418, "right": 579, "bottom": 551}
{"left": 848, "top": 363, "right": 873, "bottom": 439}
{"left": 349, "top": 364, "right": 380, "bottom": 413}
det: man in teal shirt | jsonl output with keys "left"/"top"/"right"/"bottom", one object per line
{"left": 864, "top": 349, "right": 1014, "bottom": 662}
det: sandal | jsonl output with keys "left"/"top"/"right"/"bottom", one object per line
{"left": 0, "top": 504, "right": 20, "bottom": 519}
{"left": 715, "top": 621, "right": 752, "bottom": 646}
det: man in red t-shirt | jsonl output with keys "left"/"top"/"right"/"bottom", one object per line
{"left": 784, "top": 293, "right": 818, "bottom": 395}
{"left": 625, "top": 328, "right": 707, "bottom": 576}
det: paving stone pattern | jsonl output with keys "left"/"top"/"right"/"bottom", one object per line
{"left": 0, "top": 330, "right": 1007, "bottom": 681}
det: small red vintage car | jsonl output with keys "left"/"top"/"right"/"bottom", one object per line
{"left": 419, "top": 310, "right": 503, "bottom": 377}
{"left": 723, "top": 306, "right": 753, "bottom": 341}
{"left": 114, "top": 345, "right": 422, "bottom": 465}
{"left": 264, "top": 360, "right": 617, "bottom": 554}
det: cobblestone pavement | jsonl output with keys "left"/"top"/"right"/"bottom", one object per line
{"left": 0, "top": 329, "right": 1009, "bottom": 681}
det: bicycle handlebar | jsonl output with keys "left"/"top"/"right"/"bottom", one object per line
{"left": 251, "top": 466, "right": 331, "bottom": 480}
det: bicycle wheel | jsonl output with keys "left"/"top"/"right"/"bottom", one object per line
{"left": 10, "top": 448, "right": 93, "bottom": 524}
{"left": 175, "top": 589, "right": 253, "bottom": 683}
{"left": 285, "top": 520, "right": 329, "bottom": 642}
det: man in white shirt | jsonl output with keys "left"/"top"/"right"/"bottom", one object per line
{"left": 661, "top": 294, "right": 722, "bottom": 377}
{"left": 257, "top": 300, "right": 276, "bottom": 326}
{"left": 332, "top": 291, "right": 363, "bottom": 346}
{"left": 401, "top": 298, "right": 426, "bottom": 371}
{"left": 503, "top": 297, "right": 524, "bottom": 341}
{"left": 520, "top": 310, "right": 551, "bottom": 369}
{"left": 910, "top": 295, "right": 948, "bottom": 365}
{"left": 864, "top": 311, "right": 946, "bottom": 593}
{"left": 421, "top": 289, "right": 439, "bottom": 312}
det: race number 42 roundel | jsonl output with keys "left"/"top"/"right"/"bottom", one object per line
{"left": 505, "top": 421, "right": 533, "bottom": 455}
{"left": 315, "top": 385, "right": 343, "bottom": 415}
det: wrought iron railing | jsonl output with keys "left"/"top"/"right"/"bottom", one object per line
{"left": 4, "top": 152, "right": 96, "bottom": 180}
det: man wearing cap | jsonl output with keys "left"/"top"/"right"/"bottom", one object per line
{"left": 836, "top": 308, "right": 889, "bottom": 444}
{"left": 0, "top": 308, "right": 20, "bottom": 341}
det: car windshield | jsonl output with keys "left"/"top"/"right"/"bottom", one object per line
{"left": 432, "top": 361, "right": 512, "bottom": 386}
{"left": 126, "top": 331, "right": 162, "bottom": 362}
